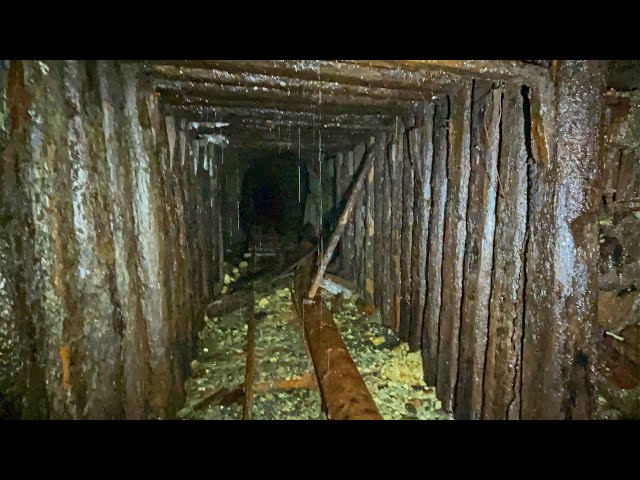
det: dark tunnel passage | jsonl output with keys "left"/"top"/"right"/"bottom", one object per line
{"left": 239, "top": 150, "right": 309, "bottom": 248}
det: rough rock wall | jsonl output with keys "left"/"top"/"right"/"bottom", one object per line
{"left": 0, "top": 61, "right": 222, "bottom": 419}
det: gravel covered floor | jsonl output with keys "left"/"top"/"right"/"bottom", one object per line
{"left": 178, "top": 262, "right": 451, "bottom": 420}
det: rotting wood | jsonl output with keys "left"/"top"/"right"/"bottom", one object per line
{"left": 422, "top": 98, "right": 448, "bottom": 384}
{"left": 436, "top": 82, "right": 473, "bottom": 413}
{"left": 456, "top": 81, "right": 502, "bottom": 420}
{"left": 409, "top": 106, "right": 435, "bottom": 355}
{"left": 254, "top": 371, "right": 319, "bottom": 393}
{"left": 242, "top": 290, "right": 256, "bottom": 420}
{"left": 295, "top": 255, "right": 382, "bottom": 420}
{"left": 194, "top": 372, "right": 320, "bottom": 412}
{"left": 400, "top": 128, "right": 415, "bottom": 344}
{"left": 522, "top": 61, "right": 606, "bottom": 420}
{"left": 165, "top": 105, "right": 395, "bottom": 128}
{"left": 381, "top": 137, "right": 394, "bottom": 328}
{"left": 482, "top": 83, "right": 528, "bottom": 420}
{"left": 364, "top": 136, "right": 376, "bottom": 304}
{"left": 361, "top": 60, "right": 549, "bottom": 86}
{"left": 390, "top": 120, "right": 405, "bottom": 335}
{"left": 373, "top": 133, "right": 386, "bottom": 308}
{"left": 308, "top": 147, "right": 376, "bottom": 299}
{"left": 140, "top": 59, "right": 455, "bottom": 93}
{"left": 354, "top": 143, "right": 367, "bottom": 292}
{"left": 155, "top": 82, "right": 422, "bottom": 111}
{"left": 148, "top": 70, "right": 436, "bottom": 104}
{"left": 344, "top": 150, "right": 356, "bottom": 279}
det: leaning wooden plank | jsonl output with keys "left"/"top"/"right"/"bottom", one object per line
{"left": 456, "top": 81, "right": 502, "bottom": 420}
{"left": 436, "top": 83, "right": 472, "bottom": 413}
{"left": 295, "top": 255, "right": 382, "bottom": 420}
{"left": 308, "top": 147, "right": 375, "bottom": 299}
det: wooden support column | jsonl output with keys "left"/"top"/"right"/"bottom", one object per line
{"left": 408, "top": 105, "right": 434, "bottom": 356}
{"left": 364, "top": 136, "right": 376, "bottom": 305}
{"left": 373, "top": 133, "right": 387, "bottom": 309}
{"left": 343, "top": 150, "right": 356, "bottom": 279}
{"left": 354, "top": 143, "right": 367, "bottom": 292}
{"left": 456, "top": 81, "right": 502, "bottom": 420}
{"left": 521, "top": 60, "right": 606, "bottom": 420}
{"left": 482, "top": 83, "right": 528, "bottom": 420}
{"left": 216, "top": 149, "right": 224, "bottom": 293}
{"left": 201, "top": 143, "right": 214, "bottom": 299}
{"left": 381, "top": 135, "right": 394, "bottom": 328}
{"left": 422, "top": 97, "right": 448, "bottom": 384}
{"left": 400, "top": 129, "right": 415, "bottom": 344}
{"left": 209, "top": 145, "right": 220, "bottom": 293}
{"left": 390, "top": 122, "right": 404, "bottom": 335}
{"left": 436, "top": 83, "right": 472, "bottom": 413}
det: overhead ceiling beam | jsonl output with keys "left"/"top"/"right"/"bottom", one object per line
{"left": 348, "top": 60, "right": 551, "bottom": 85}
{"left": 158, "top": 93, "right": 411, "bottom": 116}
{"left": 139, "top": 60, "right": 460, "bottom": 91}
{"left": 162, "top": 104, "right": 395, "bottom": 126}
{"left": 143, "top": 65, "right": 448, "bottom": 101}
{"left": 152, "top": 80, "right": 430, "bottom": 109}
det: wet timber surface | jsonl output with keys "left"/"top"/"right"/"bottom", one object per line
{"left": 178, "top": 252, "right": 451, "bottom": 420}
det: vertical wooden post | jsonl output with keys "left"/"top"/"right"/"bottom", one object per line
{"left": 373, "top": 133, "right": 386, "bottom": 309}
{"left": 482, "top": 82, "right": 528, "bottom": 420}
{"left": 390, "top": 121, "right": 404, "bottom": 335}
{"left": 422, "top": 98, "right": 448, "bottom": 384}
{"left": 456, "top": 82, "right": 502, "bottom": 420}
{"left": 521, "top": 61, "right": 606, "bottom": 420}
{"left": 436, "top": 83, "right": 472, "bottom": 413}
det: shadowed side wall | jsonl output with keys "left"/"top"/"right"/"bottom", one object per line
{"left": 0, "top": 60, "right": 222, "bottom": 419}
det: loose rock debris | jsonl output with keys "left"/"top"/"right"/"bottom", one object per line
{"left": 178, "top": 261, "right": 451, "bottom": 420}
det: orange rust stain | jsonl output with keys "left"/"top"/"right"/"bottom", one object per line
{"left": 60, "top": 344, "right": 71, "bottom": 391}
{"left": 530, "top": 89, "right": 549, "bottom": 169}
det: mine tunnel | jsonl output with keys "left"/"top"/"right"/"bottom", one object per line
{"left": 0, "top": 60, "right": 638, "bottom": 420}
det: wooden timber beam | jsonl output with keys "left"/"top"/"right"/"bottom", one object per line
{"left": 293, "top": 254, "right": 382, "bottom": 420}
{"left": 153, "top": 81, "right": 429, "bottom": 109}
{"left": 349, "top": 60, "right": 550, "bottom": 85}
{"left": 143, "top": 64, "right": 448, "bottom": 100}
{"left": 161, "top": 105, "right": 395, "bottom": 126}
{"left": 138, "top": 59, "right": 458, "bottom": 91}
{"left": 308, "top": 147, "right": 376, "bottom": 299}
{"left": 193, "top": 118, "right": 393, "bottom": 132}
{"left": 158, "top": 93, "right": 409, "bottom": 117}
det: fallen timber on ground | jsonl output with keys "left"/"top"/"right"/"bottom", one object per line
{"left": 293, "top": 253, "right": 383, "bottom": 420}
